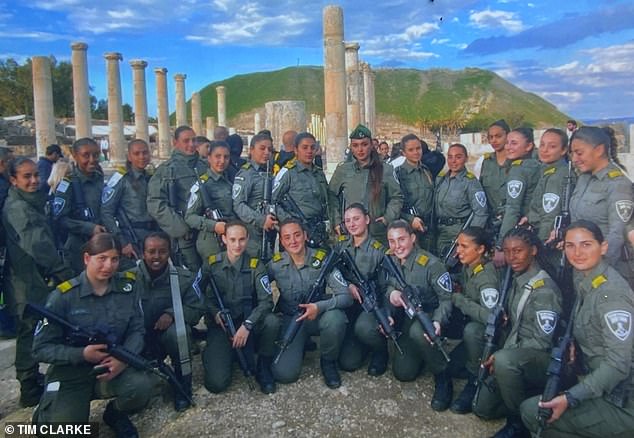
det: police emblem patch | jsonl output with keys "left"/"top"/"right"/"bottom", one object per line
{"left": 437, "top": 272, "right": 452, "bottom": 292}
{"left": 260, "top": 275, "right": 272, "bottom": 295}
{"left": 102, "top": 186, "right": 115, "bottom": 204}
{"left": 536, "top": 310, "right": 557, "bottom": 335}
{"left": 311, "top": 258, "right": 322, "bottom": 268}
{"left": 542, "top": 193, "right": 560, "bottom": 214}
{"left": 56, "top": 180, "right": 69, "bottom": 194}
{"left": 52, "top": 197, "right": 65, "bottom": 217}
{"left": 190, "top": 181, "right": 200, "bottom": 193}
{"left": 507, "top": 180, "right": 523, "bottom": 199}
{"left": 272, "top": 168, "right": 287, "bottom": 193}
{"left": 475, "top": 191, "right": 487, "bottom": 208}
{"left": 333, "top": 269, "right": 348, "bottom": 286}
{"left": 604, "top": 310, "right": 632, "bottom": 341}
{"left": 187, "top": 192, "right": 198, "bottom": 210}
{"left": 232, "top": 184, "right": 242, "bottom": 200}
{"left": 615, "top": 200, "right": 634, "bottom": 223}
{"left": 123, "top": 282, "right": 133, "bottom": 292}
{"left": 481, "top": 288, "right": 499, "bottom": 309}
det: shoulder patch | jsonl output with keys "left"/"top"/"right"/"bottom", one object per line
{"left": 260, "top": 275, "right": 272, "bottom": 294}
{"left": 615, "top": 200, "right": 634, "bottom": 223}
{"left": 102, "top": 185, "right": 116, "bottom": 204}
{"left": 56, "top": 179, "right": 70, "bottom": 194}
{"left": 511, "top": 159, "right": 523, "bottom": 166}
{"left": 483, "top": 152, "right": 492, "bottom": 160}
{"left": 591, "top": 274, "right": 607, "bottom": 289}
{"left": 272, "top": 253, "right": 283, "bottom": 263}
{"left": 123, "top": 271, "right": 136, "bottom": 281}
{"left": 507, "top": 180, "right": 524, "bottom": 199}
{"left": 543, "top": 166, "right": 556, "bottom": 176}
{"left": 536, "top": 310, "right": 558, "bottom": 335}
{"left": 57, "top": 280, "right": 76, "bottom": 293}
{"left": 372, "top": 240, "right": 384, "bottom": 251}
{"left": 473, "top": 264, "right": 484, "bottom": 275}
{"left": 116, "top": 166, "right": 127, "bottom": 174}
{"left": 284, "top": 160, "right": 296, "bottom": 169}
{"left": 199, "top": 173, "right": 209, "bottom": 182}
{"left": 311, "top": 249, "right": 327, "bottom": 268}
{"left": 416, "top": 254, "right": 429, "bottom": 266}
{"left": 466, "top": 171, "right": 475, "bottom": 179}
{"left": 241, "top": 162, "right": 251, "bottom": 169}
{"left": 531, "top": 278, "right": 545, "bottom": 290}
{"left": 481, "top": 288, "right": 499, "bottom": 309}
{"left": 231, "top": 183, "right": 242, "bottom": 200}
{"left": 208, "top": 254, "right": 221, "bottom": 265}
{"left": 438, "top": 170, "right": 447, "bottom": 177}
{"left": 52, "top": 197, "right": 65, "bottom": 217}
{"left": 106, "top": 171, "right": 125, "bottom": 188}
{"left": 338, "top": 234, "right": 348, "bottom": 242}
{"left": 250, "top": 257, "right": 259, "bottom": 269}
{"left": 608, "top": 169, "right": 623, "bottom": 179}
{"left": 437, "top": 272, "right": 452, "bottom": 292}
{"left": 604, "top": 310, "right": 631, "bottom": 341}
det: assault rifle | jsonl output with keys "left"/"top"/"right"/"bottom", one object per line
{"left": 381, "top": 255, "right": 450, "bottom": 362}
{"left": 279, "top": 194, "right": 324, "bottom": 248}
{"left": 339, "top": 249, "right": 403, "bottom": 355}
{"left": 117, "top": 209, "right": 141, "bottom": 259}
{"left": 274, "top": 249, "right": 341, "bottom": 364}
{"left": 26, "top": 302, "right": 194, "bottom": 406}
{"left": 208, "top": 273, "right": 255, "bottom": 390}
{"left": 260, "top": 160, "right": 276, "bottom": 262}
{"left": 194, "top": 168, "right": 226, "bottom": 250}
{"left": 473, "top": 266, "right": 513, "bottom": 404}
{"left": 167, "top": 167, "right": 185, "bottom": 267}
{"left": 551, "top": 161, "right": 573, "bottom": 246}
{"left": 443, "top": 212, "right": 475, "bottom": 269}
{"left": 337, "top": 186, "right": 348, "bottom": 236}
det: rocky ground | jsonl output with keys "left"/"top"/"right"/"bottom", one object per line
{"left": 0, "top": 338, "right": 504, "bottom": 438}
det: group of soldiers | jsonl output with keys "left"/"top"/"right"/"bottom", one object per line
{"left": 0, "top": 119, "right": 633, "bottom": 438}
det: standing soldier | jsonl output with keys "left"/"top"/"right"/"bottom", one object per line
{"left": 147, "top": 126, "right": 208, "bottom": 272}
{"left": 269, "top": 219, "right": 352, "bottom": 388}
{"left": 134, "top": 232, "right": 204, "bottom": 411}
{"left": 328, "top": 124, "right": 403, "bottom": 245}
{"left": 232, "top": 134, "right": 277, "bottom": 260}
{"left": 272, "top": 132, "right": 329, "bottom": 248}
{"left": 386, "top": 220, "right": 454, "bottom": 412}
{"left": 52, "top": 138, "right": 106, "bottom": 275}
{"left": 2, "top": 157, "right": 72, "bottom": 407}
{"left": 185, "top": 141, "right": 236, "bottom": 262}
{"left": 395, "top": 134, "right": 435, "bottom": 250}
{"left": 434, "top": 143, "right": 488, "bottom": 260}
{"left": 101, "top": 139, "right": 157, "bottom": 270}
{"left": 201, "top": 222, "right": 279, "bottom": 394}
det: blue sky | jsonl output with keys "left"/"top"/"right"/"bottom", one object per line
{"left": 1, "top": 0, "right": 633, "bottom": 120}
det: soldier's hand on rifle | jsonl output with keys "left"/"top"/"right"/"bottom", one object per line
{"left": 628, "top": 229, "right": 634, "bottom": 246}
{"left": 154, "top": 313, "right": 174, "bottom": 331}
{"left": 214, "top": 312, "right": 226, "bottom": 331}
{"left": 538, "top": 394, "right": 568, "bottom": 423}
{"left": 375, "top": 216, "right": 386, "bottom": 225}
{"left": 389, "top": 290, "right": 406, "bottom": 308}
{"left": 378, "top": 316, "right": 395, "bottom": 338}
{"left": 348, "top": 284, "right": 362, "bottom": 303}
{"left": 83, "top": 343, "right": 109, "bottom": 364}
{"left": 121, "top": 243, "right": 138, "bottom": 260}
{"left": 483, "top": 354, "right": 495, "bottom": 374}
{"left": 214, "top": 222, "right": 226, "bottom": 235}
{"left": 92, "top": 224, "right": 107, "bottom": 235}
{"left": 296, "top": 303, "right": 319, "bottom": 321}
{"left": 411, "top": 217, "right": 426, "bottom": 233}
{"left": 334, "top": 224, "right": 343, "bottom": 236}
{"left": 568, "top": 342, "right": 577, "bottom": 365}
{"left": 518, "top": 216, "right": 528, "bottom": 226}
{"left": 232, "top": 325, "right": 250, "bottom": 348}
{"left": 97, "top": 356, "right": 127, "bottom": 382}
{"left": 424, "top": 321, "right": 442, "bottom": 344}
{"left": 263, "top": 214, "right": 277, "bottom": 231}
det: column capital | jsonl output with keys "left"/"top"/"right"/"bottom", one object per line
{"left": 154, "top": 67, "right": 168, "bottom": 75}
{"left": 129, "top": 59, "right": 148, "bottom": 69}
{"left": 104, "top": 52, "right": 123, "bottom": 62}
{"left": 71, "top": 41, "right": 88, "bottom": 51}
{"left": 216, "top": 85, "right": 226, "bottom": 92}
{"left": 174, "top": 73, "right": 187, "bottom": 81}
{"left": 344, "top": 42, "right": 360, "bottom": 51}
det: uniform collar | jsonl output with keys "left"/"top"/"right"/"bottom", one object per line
{"left": 295, "top": 161, "right": 312, "bottom": 172}
{"left": 514, "top": 263, "right": 541, "bottom": 286}
{"left": 250, "top": 159, "right": 266, "bottom": 172}
{"left": 207, "top": 168, "right": 224, "bottom": 181}
{"left": 401, "top": 247, "right": 423, "bottom": 271}
{"left": 447, "top": 167, "right": 467, "bottom": 179}
{"left": 139, "top": 261, "right": 169, "bottom": 284}
{"left": 221, "top": 252, "right": 251, "bottom": 272}
{"left": 592, "top": 163, "right": 614, "bottom": 180}
{"left": 466, "top": 262, "right": 485, "bottom": 278}
{"left": 576, "top": 260, "right": 609, "bottom": 294}
{"left": 78, "top": 271, "right": 118, "bottom": 298}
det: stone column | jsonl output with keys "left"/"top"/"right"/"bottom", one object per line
{"left": 345, "top": 42, "right": 361, "bottom": 134}
{"left": 154, "top": 68, "right": 171, "bottom": 159}
{"left": 130, "top": 59, "right": 149, "bottom": 142}
{"left": 362, "top": 62, "right": 376, "bottom": 134}
{"left": 216, "top": 86, "right": 226, "bottom": 127}
{"left": 32, "top": 56, "right": 57, "bottom": 157}
{"left": 254, "top": 112, "right": 261, "bottom": 133}
{"left": 265, "top": 101, "right": 306, "bottom": 147}
{"left": 323, "top": 5, "right": 348, "bottom": 167}
{"left": 104, "top": 52, "right": 126, "bottom": 166}
{"left": 191, "top": 92, "right": 203, "bottom": 135}
{"left": 71, "top": 42, "right": 92, "bottom": 139}
{"left": 174, "top": 73, "right": 187, "bottom": 127}
{"left": 205, "top": 116, "right": 216, "bottom": 139}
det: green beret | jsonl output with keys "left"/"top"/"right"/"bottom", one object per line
{"left": 349, "top": 124, "right": 372, "bottom": 140}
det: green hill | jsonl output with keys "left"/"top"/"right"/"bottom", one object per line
{"left": 187, "top": 66, "right": 569, "bottom": 130}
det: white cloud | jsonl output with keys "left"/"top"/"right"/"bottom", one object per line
{"left": 494, "top": 68, "right": 515, "bottom": 79}
{"left": 0, "top": 30, "right": 73, "bottom": 41}
{"left": 404, "top": 23, "right": 439, "bottom": 40}
{"left": 538, "top": 91, "right": 583, "bottom": 103}
{"left": 545, "top": 61, "right": 579, "bottom": 74}
{"left": 107, "top": 8, "right": 135, "bottom": 19}
{"left": 469, "top": 8, "right": 525, "bottom": 33}
{"left": 363, "top": 47, "right": 438, "bottom": 61}
{"left": 431, "top": 38, "right": 450, "bottom": 45}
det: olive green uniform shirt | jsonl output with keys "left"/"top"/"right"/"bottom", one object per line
{"left": 452, "top": 261, "right": 500, "bottom": 325}
{"left": 53, "top": 166, "right": 104, "bottom": 237}
{"left": 479, "top": 153, "right": 510, "bottom": 221}
{"left": 395, "top": 160, "right": 434, "bottom": 225}
{"left": 232, "top": 160, "right": 270, "bottom": 255}
{"left": 271, "top": 160, "right": 329, "bottom": 223}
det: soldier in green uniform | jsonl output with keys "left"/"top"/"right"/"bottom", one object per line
{"left": 232, "top": 133, "right": 277, "bottom": 259}
{"left": 185, "top": 140, "right": 235, "bottom": 261}
{"left": 328, "top": 124, "right": 403, "bottom": 245}
{"left": 395, "top": 134, "right": 435, "bottom": 250}
{"left": 52, "top": 137, "right": 106, "bottom": 274}
{"left": 492, "top": 128, "right": 541, "bottom": 267}
{"left": 32, "top": 234, "right": 155, "bottom": 438}
{"left": 449, "top": 226, "right": 500, "bottom": 414}
{"left": 336, "top": 203, "right": 391, "bottom": 376}
{"left": 134, "top": 231, "right": 204, "bottom": 411}
{"left": 272, "top": 132, "right": 329, "bottom": 248}
{"left": 473, "top": 226, "right": 562, "bottom": 438}
{"left": 569, "top": 126, "right": 633, "bottom": 283}
{"left": 480, "top": 120, "right": 511, "bottom": 241}
{"left": 269, "top": 218, "right": 352, "bottom": 388}
{"left": 147, "top": 126, "right": 208, "bottom": 272}
{"left": 101, "top": 139, "right": 157, "bottom": 270}
{"left": 386, "top": 220, "right": 454, "bottom": 411}
{"left": 201, "top": 222, "right": 279, "bottom": 394}
{"left": 521, "top": 220, "right": 634, "bottom": 437}
{"left": 2, "top": 157, "right": 73, "bottom": 407}
{"left": 434, "top": 143, "right": 489, "bottom": 260}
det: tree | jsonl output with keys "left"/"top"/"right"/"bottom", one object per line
{"left": 92, "top": 99, "right": 108, "bottom": 120}
{"left": 0, "top": 58, "right": 33, "bottom": 116}
{"left": 50, "top": 57, "right": 74, "bottom": 117}
{"left": 122, "top": 103, "right": 134, "bottom": 122}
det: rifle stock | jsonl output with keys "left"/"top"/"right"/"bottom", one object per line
{"left": 260, "top": 160, "right": 276, "bottom": 262}
{"left": 443, "top": 212, "right": 475, "bottom": 269}
{"left": 116, "top": 209, "right": 142, "bottom": 258}
{"left": 279, "top": 194, "right": 324, "bottom": 248}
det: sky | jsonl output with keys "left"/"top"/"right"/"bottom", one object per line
{"left": 1, "top": 0, "right": 633, "bottom": 121}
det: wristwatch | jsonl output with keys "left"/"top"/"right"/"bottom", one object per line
{"left": 563, "top": 391, "right": 579, "bottom": 408}
{"left": 243, "top": 320, "right": 254, "bottom": 331}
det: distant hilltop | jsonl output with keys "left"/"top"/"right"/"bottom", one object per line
{"left": 186, "top": 66, "right": 570, "bottom": 133}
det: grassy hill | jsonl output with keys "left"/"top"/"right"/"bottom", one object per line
{"left": 186, "top": 66, "right": 569, "bottom": 130}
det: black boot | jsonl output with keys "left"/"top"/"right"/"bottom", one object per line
{"left": 320, "top": 357, "right": 341, "bottom": 389}
{"left": 450, "top": 373, "right": 477, "bottom": 414}
{"left": 256, "top": 356, "right": 276, "bottom": 394}
{"left": 431, "top": 370, "right": 453, "bottom": 412}
{"left": 367, "top": 346, "right": 388, "bottom": 377}
{"left": 103, "top": 401, "right": 139, "bottom": 438}
{"left": 18, "top": 374, "right": 44, "bottom": 408}
{"left": 173, "top": 373, "right": 192, "bottom": 412}
{"left": 492, "top": 415, "right": 530, "bottom": 438}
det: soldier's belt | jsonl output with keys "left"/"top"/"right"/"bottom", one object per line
{"left": 131, "top": 220, "right": 159, "bottom": 230}
{"left": 437, "top": 216, "right": 469, "bottom": 226}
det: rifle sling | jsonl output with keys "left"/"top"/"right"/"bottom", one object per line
{"left": 168, "top": 262, "right": 192, "bottom": 376}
